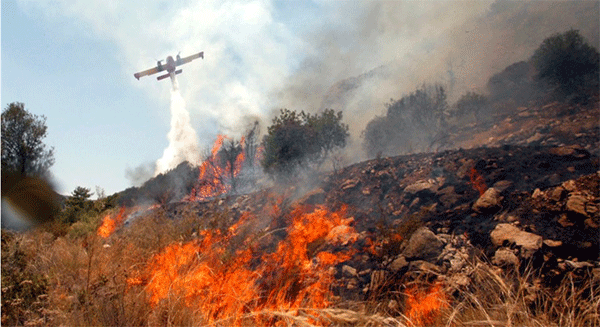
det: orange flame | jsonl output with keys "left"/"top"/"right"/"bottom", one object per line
{"left": 128, "top": 204, "right": 358, "bottom": 325}
{"left": 405, "top": 282, "right": 449, "bottom": 326}
{"left": 468, "top": 167, "right": 488, "bottom": 196}
{"left": 97, "top": 207, "right": 126, "bottom": 238}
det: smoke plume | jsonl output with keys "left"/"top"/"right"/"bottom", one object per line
{"left": 154, "top": 77, "right": 200, "bottom": 175}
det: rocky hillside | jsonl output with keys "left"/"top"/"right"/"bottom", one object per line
{"left": 153, "top": 97, "right": 599, "bottom": 305}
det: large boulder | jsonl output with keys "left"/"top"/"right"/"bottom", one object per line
{"left": 473, "top": 187, "right": 503, "bottom": 214}
{"left": 402, "top": 227, "right": 445, "bottom": 262}
{"left": 490, "top": 223, "right": 542, "bottom": 259}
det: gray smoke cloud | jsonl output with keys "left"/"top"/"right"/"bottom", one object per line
{"left": 272, "top": 1, "right": 599, "bottom": 162}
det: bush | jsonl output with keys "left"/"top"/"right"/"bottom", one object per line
{"left": 453, "top": 92, "right": 490, "bottom": 123}
{"left": 363, "top": 84, "right": 448, "bottom": 158}
{"left": 531, "top": 29, "right": 599, "bottom": 96}
{"left": 261, "top": 109, "right": 349, "bottom": 179}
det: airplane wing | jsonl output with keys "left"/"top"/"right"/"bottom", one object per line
{"left": 134, "top": 66, "right": 161, "bottom": 80}
{"left": 177, "top": 51, "right": 204, "bottom": 66}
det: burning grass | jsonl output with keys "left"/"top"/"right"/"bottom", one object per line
{"left": 3, "top": 198, "right": 599, "bottom": 326}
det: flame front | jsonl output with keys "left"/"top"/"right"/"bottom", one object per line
{"left": 468, "top": 167, "right": 488, "bottom": 196}
{"left": 128, "top": 204, "right": 357, "bottom": 325}
{"left": 97, "top": 207, "right": 126, "bottom": 238}
{"left": 405, "top": 282, "right": 449, "bottom": 326}
{"left": 186, "top": 134, "right": 256, "bottom": 202}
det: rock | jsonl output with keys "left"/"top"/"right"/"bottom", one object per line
{"left": 388, "top": 255, "right": 409, "bottom": 273}
{"left": 301, "top": 188, "right": 326, "bottom": 205}
{"left": 346, "top": 278, "right": 359, "bottom": 290}
{"left": 543, "top": 239, "right": 563, "bottom": 248}
{"left": 473, "top": 187, "right": 503, "bottom": 213}
{"left": 490, "top": 223, "right": 543, "bottom": 258}
{"left": 492, "top": 248, "right": 519, "bottom": 266}
{"left": 558, "top": 214, "right": 575, "bottom": 227}
{"left": 562, "top": 180, "right": 577, "bottom": 192}
{"left": 342, "top": 265, "right": 358, "bottom": 278}
{"left": 448, "top": 273, "right": 471, "bottom": 288}
{"left": 492, "top": 180, "right": 513, "bottom": 193}
{"left": 402, "top": 227, "right": 445, "bottom": 262}
{"left": 341, "top": 179, "right": 360, "bottom": 190}
{"left": 404, "top": 180, "right": 437, "bottom": 194}
{"left": 532, "top": 188, "right": 543, "bottom": 199}
{"left": 549, "top": 187, "right": 565, "bottom": 202}
{"left": 408, "top": 260, "right": 441, "bottom": 274}
{"left": 566, "top": 194, "right": 588, "bottom": 217}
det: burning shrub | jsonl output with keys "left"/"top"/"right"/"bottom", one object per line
{"left": 128, "top": 204, "right": 358, "bottom": 325}
{"left": 262, "top": 109, "right": 349, "bottom": 180}
{"left": 363, "top": 84, "right": 448, "bottom": 158}
{"left": 531, "top": 29, "right": 599, "bottom": 98}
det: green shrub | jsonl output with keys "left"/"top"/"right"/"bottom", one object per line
{"left": 531, "top": 29, "right": 599, "bottom": 96}
{"left": 262, "top": 109, "right": 349, "bottom": 179}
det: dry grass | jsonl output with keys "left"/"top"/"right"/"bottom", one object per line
{"left": 2, "top": 204, "right": 598, "bottom": 327}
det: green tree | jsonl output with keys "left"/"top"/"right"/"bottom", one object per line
{"left": 1, "top": 102, "right": 55, "bottom": 177}
{"left": 61, "top": 186, "right": 94, "bottom": 224}
{"left": 261, "top": 109, "right": 349, "bottom": 178}
{"left": 531, "top": 29, "right": 599, "bottom": 96}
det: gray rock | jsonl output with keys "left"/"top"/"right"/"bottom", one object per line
{"left": 492, "top": 248, "right": 519, "bottom": 267}
{"left": 492, "top": 180, "right": 513, "bottom": 193}
{"left": 473, "top": 187, "right": 503, "bottom": 213}
{"left": 404, "top": 180, "right": 437, "bottom": 194}
{"left": 342, "top": 265, "right": 358, "bottom": 278}
{"left": 402, "top": 227, "right": 445, "bottom": 262}
{"left": 490, "top": 223, "right": 542, "bottom": 259}
{"left": 388, "top": 255, "right": 409, "bottom": 273}
{"left": 408, "top": 260, "right": 441, "bottom": 274}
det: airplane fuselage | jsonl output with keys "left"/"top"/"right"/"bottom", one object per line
{"left": 134, "top": 51, "right": 203, "bottom": 81}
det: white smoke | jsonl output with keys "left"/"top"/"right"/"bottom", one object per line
{"left": 154, "top": 76, "right": 200, "bottom": 175}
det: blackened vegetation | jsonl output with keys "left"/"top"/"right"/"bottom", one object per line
{"left": 117, "top": 161, "right": 199, "bottom": 207}
{"left": 324, "top": 145, "right": 598, "bottom": 247}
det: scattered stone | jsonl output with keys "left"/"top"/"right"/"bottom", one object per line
{"left": 404, "top": 180, "right": 437, "bottom": 194}
{"left": 492, "top": 248, "right": 519, "bottom": 267}
{"left": 402, "top": 227, "right": 445, "bottom": 261}
{"left": 388, "top": 255, "right": 408, "bottom": 273}
{"left": 342, "top": 265, "right": 358, "bottom": 278}
{"left": 549, "top": 187, "right": 566, "bottom": 202}
{"left": 490, "top": 223, "right": 542, "bottom": 258}
{"left": 473, "top": 187, "right": 503, "bottom": 213}
{"left": 566, "top": 194, "right": 588, "bottom": 216}
{"left": 543, "top": 239, "right": 563, "bottom": 248}
{"left": 408, "top": 260, "right": 441, "bottom": 274}
{"left": 562, "top": 180, "right": 577, "bottom": 192}
{"left": 492, "top": 180, "right": 513, "bottom": 193}
{"left": 341, "top": 179, "right": 360, "bottom": 190}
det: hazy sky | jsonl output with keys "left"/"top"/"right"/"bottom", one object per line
{"left": 2, "top": 0, "right": 597, "bottom": 196}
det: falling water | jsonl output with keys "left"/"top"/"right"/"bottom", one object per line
{"left": 154, "top": 75, "right": 200, "bottom": 175}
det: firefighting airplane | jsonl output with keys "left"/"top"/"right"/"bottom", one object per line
{"left": 134, "top": 51, "right": 204, "bottom": 81}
